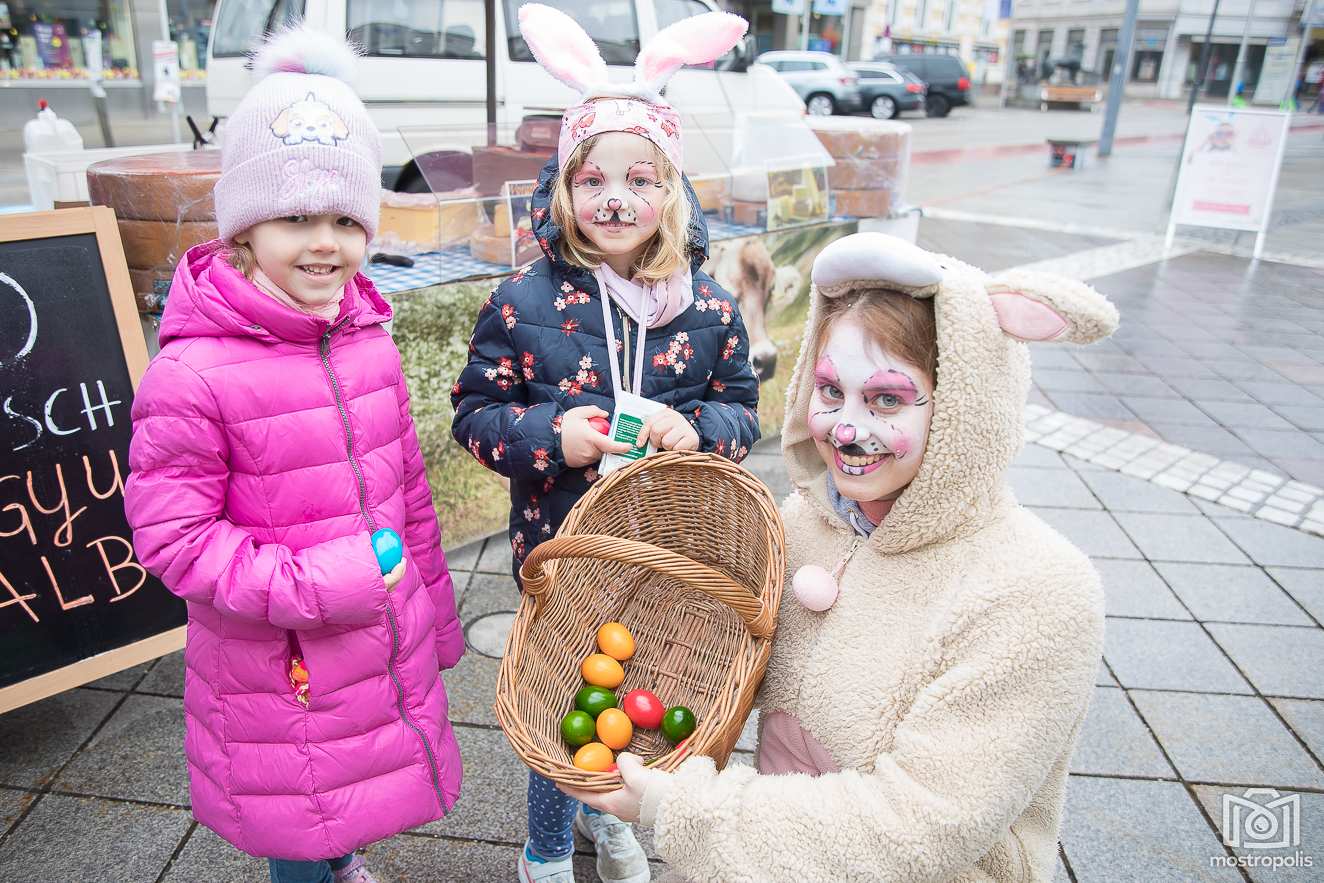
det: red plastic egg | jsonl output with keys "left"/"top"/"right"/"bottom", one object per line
{"left": 621, "top": 689, "right": 665, "bottom": 729}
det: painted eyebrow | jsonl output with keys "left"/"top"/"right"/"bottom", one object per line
{"left": 812, "top": 356, "right": 840, "bottom": 386}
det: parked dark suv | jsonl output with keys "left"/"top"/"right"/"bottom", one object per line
{"left": 872, "top": 53, "right": 971, "bottom": 117}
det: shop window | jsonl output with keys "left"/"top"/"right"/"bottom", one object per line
{"left": 211, "top": 0, "right": 303, "bottom": 57}
{"left": 505, "top": 0, "right": 638, "bottom": 65}
{"left": 1132, "top": 49, "right": 1162, "bottom": 82}
{"left": 166, "top": 0, "right": 211, "bottom": 79}
{"left": 1066, "top": 28, "right": 1084, "bottom": 62}
{"left": 349, "top": 0, "right": 485, "bottom": 59}
{"left": 0, "top": 0, "right": 137, "bottom": 80}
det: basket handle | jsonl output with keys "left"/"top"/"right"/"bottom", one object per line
{"left": 520, "top": 533, "right": 775, "bottom": 639}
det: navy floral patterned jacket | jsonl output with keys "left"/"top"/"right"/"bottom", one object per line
{"left": 451, "top": 155, "right": 761, "bottom": 582}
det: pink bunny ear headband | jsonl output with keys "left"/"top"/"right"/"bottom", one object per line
{"left": 517, "top": 3, "right": 748, "bottom": 170}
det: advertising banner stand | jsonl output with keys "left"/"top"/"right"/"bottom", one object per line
{"left": 1165, "top": 106, "right": 1291, "bottom": 260}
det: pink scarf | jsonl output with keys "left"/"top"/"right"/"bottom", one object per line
{"left": 593, "top": 263, "right": 693, "bottom": 329}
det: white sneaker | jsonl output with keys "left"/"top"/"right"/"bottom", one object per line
{"left": 517, "top": 840, "right": 576, "bottom": 883}
{"left": 574, "top": 810, "right": 651, "bottom": 883}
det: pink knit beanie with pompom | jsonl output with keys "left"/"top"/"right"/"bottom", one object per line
{"left": 214, "top": 27, "right": 381, "bottom": 242}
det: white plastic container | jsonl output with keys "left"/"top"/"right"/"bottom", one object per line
{"left": 23, "top": 143, "right": 199, "bottom": 210}
{"left": 23, "top": 101, "right": 85, "bottom": 155}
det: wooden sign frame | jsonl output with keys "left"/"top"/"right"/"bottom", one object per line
{"left": 0, "top": 206, "right": 185, "bottom": 714}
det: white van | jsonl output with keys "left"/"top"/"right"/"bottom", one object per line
{"left": 205, "top": 0, "right": 807, "bottom": 178}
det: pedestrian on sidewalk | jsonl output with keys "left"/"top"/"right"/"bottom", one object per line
{"left": 564, "top": 232, "right": 1120, "bottom": 883}
{"left": 123, "top": 27, "right": 463, "bottom": 883}
{"left": 450, "top": 7, "right": 758, "bottom": 882}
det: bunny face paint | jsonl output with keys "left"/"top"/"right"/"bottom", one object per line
{"left": 570, "top": 131, "right": 665, "bottom": 270}
{"left": 808, "top": 320, "right": 934, "bottom": 504}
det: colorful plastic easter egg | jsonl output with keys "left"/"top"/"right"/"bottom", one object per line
{"left": 596, "top": 622, "right": 635, "bottom": 660}
{"left": 561, "top": 711, "right": 596, "bottom": 748}
{"left": 661, "top": 706, "right": 696, "bottom": 743}
{"left": 581, "top": 653, "right": 625, "bottom": 689}
{"left": 596, "top": 708, "right": 633, "bottom": 750}
{"left": 371, "top": 528, "right": 403, "bottom": 574}
{"left": 575, "top": 685, "right": 618, "bottom": 719}
{"left": 621, "top": 689, "right": 665, "bottom": 729}
{"left": 589, "top": 416, "right": 611, "bottom": 435}
{"left": 573, "top": 742, "right": 615, "bottom": 772}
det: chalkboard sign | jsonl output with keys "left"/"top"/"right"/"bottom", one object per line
{"left": 0, "top": 207, "right": 185, "bottom": 713}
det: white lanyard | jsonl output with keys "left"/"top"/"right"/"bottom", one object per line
{"left": 595, "top": 270, "right": 649, "bottom": 396}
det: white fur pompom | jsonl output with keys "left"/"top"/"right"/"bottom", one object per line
{"left": 250, "top": 25, "right": 362, "bottom": 84}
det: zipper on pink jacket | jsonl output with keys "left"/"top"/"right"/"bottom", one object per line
{"left": 319, "top": 322, "right": 449, "bottom": 816}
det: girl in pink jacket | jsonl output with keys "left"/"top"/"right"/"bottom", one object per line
{"left": 123, "top": 29, "right": 462, "bottom": 883}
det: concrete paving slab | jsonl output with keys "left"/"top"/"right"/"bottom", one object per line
{"left": 1192, "top": 787, "right": 1323, "bottom": 883}
{"left": 1123, "top": 396, "right": 1219, "bottom": 427}
{"left": 1154, "top": 563, "right": 1314, "bottom": 626}
{"left": 0, "top": 793, "right": 191, "bottom": 883}
{"left": 1060, "top": 776, "right": 1241, "bottom": 882}
{"left": 52, "top": 694, "right": 189, "bottom": 806}
{"left": 1044, "top": 391, "right": 1140, "bottom": 422}
{"left": 1078, "top": 470, "right": 1200, "bottom": 514}
{"left": 1267, "top": 698, "right": 1324, "bottom": 762}
{"left": 459, "top": 572, "right": 519, "bottom": 620}
{"left": 444, "top": 538, "right": 484, "bottom": 574}
{"left": 160, "top": 825, "right": 266, "bottom": 882}
{"left": 1206, "top": 624, "right": 1324, "bottom": 699}
{"left": 476, "top": 535, "right": 515, "bottom": 576}
{"left": 1094, "top": 559, "right": 1191, "bottom": 619}
{"left": 1070, "top": 687, "right": 1172, "bottom": 778}
{"left": 441, "top": 652, "right": 500, "bottom": 728}
{"left": 1167, "top": 377, "right": 1258, "bottom": 403}
{"left": 1194, "top": 400, "right": 1297, "bottom": 431}
{"left": 1034, "top": 368, "right": 1110, "bottom": 394}
{"left": 1130, "top": 691, "right": 1324, "bottom": 789}
{"left": 417, "top": 725, "right": 534, "bottom": 845}
{"left": 1112, "top": 513, "right": 1251, "bottom": 564}
{"left": 1265, "top": 568, "right": 1324, "bottom": 624}
{"left": 1234, "top": 428, "right": 1324, "bottom": 461}
{"left": 0, "top": 788, "right": 32, "bottom": 834}
{"left": 1103, "top": 619, "right": 1251, "bottom": 694}
{"left": 1008, "top": 467, "right": 1099, "bottom": 509}
{"left": 1211, "top": 518, "right": 1324, "bottom": 568}
{"left": 1027, "top": 508, "right": 1142, "bottom": 559}
{"left": 88, "top": 661, "right": 152, "bottom": 692}
{"left": 137, "top": 649, "right": 185, "bottom": 698}
{"left": 0, "top": 688, "right": 120, "bottom": 788}
{"left": 1274, "top": 404, "right": 1324, "bottom": 432}
{"left": 1014, "top": 444, "right": 1069, "bottom": 469}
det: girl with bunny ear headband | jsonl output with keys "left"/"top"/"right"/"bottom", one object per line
{"left": 451, "top": 7, "right": 758, "bottom": 883}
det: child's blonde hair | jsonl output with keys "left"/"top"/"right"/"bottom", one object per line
{"left": 225, "top": 242, "right": 257, "bottom": 278}
{"left": 550, "top": 133, "right": 692, "bottom": 285}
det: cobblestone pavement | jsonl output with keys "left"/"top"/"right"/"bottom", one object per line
{"left": 2, "top": 218, "right": 1321, "bottom": 881}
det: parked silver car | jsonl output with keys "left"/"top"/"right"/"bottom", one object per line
{"left": 755, "top": 50, "right": 864, "bottom": 116}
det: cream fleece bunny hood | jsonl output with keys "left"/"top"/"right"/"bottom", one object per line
{"left": 640, "top": 234, "right": 1119, "bottom": 883}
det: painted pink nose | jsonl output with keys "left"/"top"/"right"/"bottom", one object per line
{"left": 606, "top": 197, "right": 623, "bottom": 211}
{"left": 834, "top": 424, "right": 856, "bottom": 445}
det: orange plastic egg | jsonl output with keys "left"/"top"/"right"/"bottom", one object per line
{"left": 596, "top": 622, "right": 635, "bottom": 661}
{"left": 573, "top": 742, "right": 615, "bottom": 772}
{"left": 596, "top": 707, "right": 633, "bottom": 750}
{"left": 581, "top": 653, "right": 625, "bottom": 689}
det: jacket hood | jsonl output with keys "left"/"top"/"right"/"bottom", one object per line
{"left": 529, "top": 153, "right": 711, "bottom": 278}
{"left": 782, "top": 233, "right": 1119, "bottom": 555}
{"left": 158, "top": 240, "right": 393, "bottom": 348}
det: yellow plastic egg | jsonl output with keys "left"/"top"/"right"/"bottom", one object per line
{"left": 581, "top": 653, "right": 625, "bottom": 689}
{"left": 596, "top": 622, "right": 635, "bottom": 661}
{"left": 595, "top": 707, "right": 633, "bottom": 750}
{"left": 573, "top": 742, "right": 615, "bottom": 772}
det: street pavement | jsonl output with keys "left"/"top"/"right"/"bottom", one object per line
{"left": 1, "top": 215, "right": 1322, "bottom": 882}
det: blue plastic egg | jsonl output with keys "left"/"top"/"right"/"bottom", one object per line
{"left": 371, "top": 528, "right": 403, "bottom": 574}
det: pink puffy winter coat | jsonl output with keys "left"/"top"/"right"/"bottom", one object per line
{"left": 124, "top": 242, "right": 463, "bottom": 860}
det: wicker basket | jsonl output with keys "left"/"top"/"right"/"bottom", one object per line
{"left": 495, "top": 451, "right": 785, "bottom": 791}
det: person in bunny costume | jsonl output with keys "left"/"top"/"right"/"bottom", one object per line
{"left": 450, "top": 6, "right": 759, "bottom": 883}
{"left": 565, "top": 232, "right": 1120, "bottom": 882}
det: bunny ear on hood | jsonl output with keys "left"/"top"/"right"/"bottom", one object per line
{"left": 633, "top": 12, "right": 748, "bottom": 97}
{"left": 518, "top": 3, "right": 609, "bottom": 94}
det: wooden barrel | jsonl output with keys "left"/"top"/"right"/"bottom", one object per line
{"left": 87, "top": 150, "right": 222, "bottom": 313}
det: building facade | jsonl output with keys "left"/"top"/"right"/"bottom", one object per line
{"left": 859, "top": 0, "right": 1008, "bottom": 82}
{"left": 1005, "top": 0, "right": 1308, "bottom": 99}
